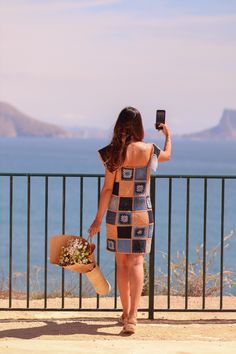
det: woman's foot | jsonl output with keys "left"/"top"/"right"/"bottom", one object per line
{"left": 118, "top": 313, "right": 128, "bottom": 325}
{"left": 123, "top": 316, "right": 137, "bottom": 334}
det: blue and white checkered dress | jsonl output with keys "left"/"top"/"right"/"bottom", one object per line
{"left": 98, "top": 142, "right": 160, "bottom": 254}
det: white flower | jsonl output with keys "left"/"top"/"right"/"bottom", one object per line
{"left": 120, "top": 214, "right": 128, "bottom": 223}
{"left": 59, "top": 237, "right": 92, "bottom": 266}
{"left": 122, "top": 168, "right": 133, "bottom": 179}
{"left": 136, "top": 184, "right": 144, "bottom": 193}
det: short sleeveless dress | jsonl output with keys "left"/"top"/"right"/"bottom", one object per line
{"left": 98, "top": 142, "right": 161, "bottom": 254}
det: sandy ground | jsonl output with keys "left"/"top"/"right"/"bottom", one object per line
{"left": 0, "top": 296, "right": 236, "bottom": 354}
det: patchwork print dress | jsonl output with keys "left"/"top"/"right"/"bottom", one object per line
{"left": 98, "top": 142, "right": 161, "bottom": 254}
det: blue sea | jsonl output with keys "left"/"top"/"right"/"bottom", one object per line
{"left": 0, "top": 137, "right": 235, "bottom": 297}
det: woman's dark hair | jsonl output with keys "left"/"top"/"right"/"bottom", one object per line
{"left": 105, "top": 106, "right": 144, "bottom": 172}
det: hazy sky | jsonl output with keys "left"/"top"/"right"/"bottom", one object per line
{"left": 0, "top": 0, "right": 236, "bottom": 134}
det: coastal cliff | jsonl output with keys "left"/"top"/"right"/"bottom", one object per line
{"left": 0, "top": 102, "right": 75, "bottom": 138}
{"left": 183, "top": 109, "right": 236, "bottom": 140}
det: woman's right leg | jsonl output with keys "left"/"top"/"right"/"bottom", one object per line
{"left": 115, "top": 253, "right": 130, "bottom": 317}
{"left": 127, "top": 254, "right": 144, "bottom": 321}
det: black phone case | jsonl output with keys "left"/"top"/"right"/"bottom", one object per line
{"left": 155, "top": 110, "right": 165, "bottom": 130}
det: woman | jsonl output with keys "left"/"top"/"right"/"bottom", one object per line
{"left": 88, "top": 107, "right": 171, "bottom": 334}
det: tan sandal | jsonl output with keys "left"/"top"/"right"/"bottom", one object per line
{"left": 123, "top": 317, "right": 137, "bottom": 334}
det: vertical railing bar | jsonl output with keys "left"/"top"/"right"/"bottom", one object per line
{"left": 220, "top": 178, "right": 225, "bottom": 310}
{"left": 96, "top": 177, "right": 101, "bottom": 309}
{"left": 202, "top": 178, "right": 207, "bottom": 309}
{"left": 61, "top": 176, "right": 66, "bottom": 309}
{"left": 167, "top": 177, "right": 172, "bottom": 309}
{"left": 114, "top": 259, "right": 117, "bottom": 309}
{"left": 26, "top": 175, "right": 31, "bottom": 308}
{"left": 79, "top": 177, "right": 83, "bottom": 309}
{"left": 44, "top": 176, "right": 48, "bottom": 308}
{"left": 185, "top": 177, "right": 190, "bottom": 310}
{"left": 8, "top": 176, "right": 13, "bottom": 308}
{"left": 148, "top": 176, "right": 156, "bottom": 319}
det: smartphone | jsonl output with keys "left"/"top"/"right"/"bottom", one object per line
{"left": 155, "top": 110, "right": 165, "bottom": 130}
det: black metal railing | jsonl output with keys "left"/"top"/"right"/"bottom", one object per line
{"left": 0, "top": 173, "right": 235, "bottom": 318}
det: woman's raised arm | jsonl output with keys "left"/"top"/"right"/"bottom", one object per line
{"left": 157, "top": 123, "right": 172, "bottom": 162}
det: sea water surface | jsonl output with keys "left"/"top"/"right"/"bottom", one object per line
{"left": 0, "top": 137, "right": 235, "bottom": 296}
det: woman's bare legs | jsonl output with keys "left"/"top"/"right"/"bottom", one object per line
{"left": 115, "top": 253, "right": 130, "bottom": 318}
{"left": 127, "top": 254, "right": 144, "bottom": 321}
{"left": 115, "top": 252, "right": 144, "bottom": 321}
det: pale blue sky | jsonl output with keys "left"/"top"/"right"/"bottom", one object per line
{"left": 0, "top": 0, "right": 235, "bottom": 134}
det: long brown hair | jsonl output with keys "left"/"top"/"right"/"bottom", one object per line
{"left": 105, "top": 106, "right": 144, "bottom": 172}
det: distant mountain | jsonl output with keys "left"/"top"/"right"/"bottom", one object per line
{"left": 183, "top": 109, "right": 236, "bottom": 140}
{"left": 4, "top": 102, "right": 234, "bottom": 141}
{"left": 0, "top": 102, "right": 76, "bottom": 138}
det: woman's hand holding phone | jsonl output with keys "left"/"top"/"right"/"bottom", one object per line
{"left": 156, "top": 122, "right": 172, "bottom": 162}
{"left": 159, "top": 123, "right": 170, "bottom": 138}
{"left": 155, "top": 109, "right": 170, "bottom": 137}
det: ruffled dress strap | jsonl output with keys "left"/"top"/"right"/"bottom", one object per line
{"left": 150, "top": 143, "right": 161, "bottom": 172}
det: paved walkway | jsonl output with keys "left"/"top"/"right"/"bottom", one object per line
{"left": 0, "top": 311, "right": 235, "bottom": 353}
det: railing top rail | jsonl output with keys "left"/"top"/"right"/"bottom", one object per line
{"left": 0, "top": 172, "right": 235, "bottom": 179}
